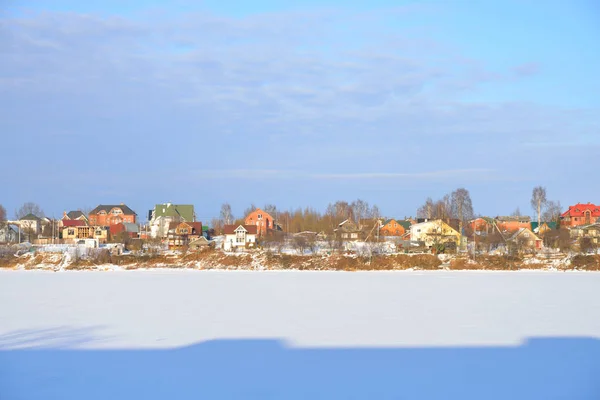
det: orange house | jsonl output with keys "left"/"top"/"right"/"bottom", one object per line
{"left": 245, "top": 208, "right": 274, "bottom": 237}
{"left": 561, "top": 203, "right": 600, "bottom": 227}
{"left": 495, "top": 216, "right": 531, "bottom": 232}
{"left": 88, "top": 204, "right": 137, "bottom": 226}
{"left": 470, "top": 217, "right": 494, "bottom": 233}
{"left": 379, "top": 219, "right": 410, "bottom": 236}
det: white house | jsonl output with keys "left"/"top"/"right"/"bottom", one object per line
{"left": 148, "top": 203, "right": 196, "bottom": 239}
{"left": 222, "top": 224, "right": 258, "bottom": 251}
{"left": 410, "top": 220, "right": 461, "bottom": 247}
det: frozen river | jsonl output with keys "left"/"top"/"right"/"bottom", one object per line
{"left": 1, "top": 270, "right": 599, "bottom": 399}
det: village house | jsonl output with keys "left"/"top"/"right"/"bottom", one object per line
{"left": 19, "top": 213, "right": 42, "bottom": 236}
{"left": 61, "top": 210, "right": 89, "bottom": 224}
{"left": 410, "top": 220, "right": 461, "bottom": 248}
{"left": 88, "top": 204, "right": 137, "bottom": 226}
{"left": 223, "top": 224, "right": 258, "bottom": 251}
{"left": 245, "top": 208, "right": 274, "bottom": 237}
{"left": 379, "top": 219, "right": 412, "bottom": 237}
{"left": 166, "top": 221, "right": 203, "bottom": 249}
{"left": 508, "top": 228, "right": 542, "bottom": 253}
{"left": 148, "top": 203, "right": 195, "bottom": 239}
{"left": 570, "top": 223, "right": 600, "bottom": 245}
{"left": 61, "top": 225, "right": 109, "bottom": 243}
{"left": 0, "top": 224, "right": 20, "bottom": 243}
{"left": 495, "top": 216, "right": 531, "bottom": 232}
{"left": 334, "top": 219, "right": 362, "bottom": 241}
{"left": 560, "top": 203, "right": 600, "bottom": 227}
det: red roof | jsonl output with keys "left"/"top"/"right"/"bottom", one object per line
{"left": 561, "top": 203, "right": 600, "bottom": 218}
{"left": 62, "top": 220, "right": 86, "bottom": 227}
{"left": 223, "top": 224, "right": 258, "bottom": 235}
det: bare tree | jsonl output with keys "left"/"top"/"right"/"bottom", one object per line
{"left": 0, "top": 204, "right": 6, "bottom": 225}
{"left": 542, "top": 200, "right": 562, "bottom": 223}
{"left": 219, "top": 203, "right": 234, "bottom": 225}
{"left": 417, "top": 197, "right": 435, "bottom": 219}
{"left": 451, "top": 188, "right": 474, "bottom": 234}
{"left": 243, "top": 203, "right": 257, "bottom": 218}
{"left": 531, "top": 186, "right": 547, "bottom": 227}
{"left": 511, "top": 207, "right": 522, "bottom": 217}
{"left": 351, "top": 199, "right": 369, "bottom": 226}
{"left": 369, "top": 205, "right": 381, "bottom": 220}
{"left": 211, "top": 217, "right": 223, "bottom": 235}
{"left": 15, "top": 202, "right": 45, "bottom": 219}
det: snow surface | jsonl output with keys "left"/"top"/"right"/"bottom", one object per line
{"left": 1, "top": 270, "right": 600, "bottom": 399}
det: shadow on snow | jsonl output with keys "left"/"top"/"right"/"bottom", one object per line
{"left": 1, "top": 331, "right": 599, "bottom": 399}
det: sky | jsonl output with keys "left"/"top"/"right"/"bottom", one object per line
{"left": 1, "top": 0, "right": 599, "bottom": 222}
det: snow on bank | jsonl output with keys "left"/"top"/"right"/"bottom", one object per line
{"left": 1, "top": 270, "right": 600, "bottom": 349}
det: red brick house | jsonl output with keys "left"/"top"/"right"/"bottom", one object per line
{"left": 89, "top": 204, "right": 137, "bottom": 226}
{"left": 245, "top": 208, "right": 274, "bottom": 237}
{"left": 561, "top": 203, "right": 600, "bottom": 227}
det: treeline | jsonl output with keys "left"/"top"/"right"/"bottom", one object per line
{"left": 212, "top": 199, "right": 382, "bottom": 234}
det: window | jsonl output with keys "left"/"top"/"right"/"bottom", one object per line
{"left": 236, "top": 230, "right": 245, "bottom": 243}
{"left": 258, "top": 214, "right": 263, "bottom": 220}
{"left": 68, "top": 229, "right": 75, "bottom": 236}
{"left": 351, "top": 233, "right": 358, "bottom": 239}
{"left": 181, "top": 229, "right": 188, "bottom": 234}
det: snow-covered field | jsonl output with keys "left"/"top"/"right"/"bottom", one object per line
{"left": 1, "top": 270, "right": 600, "bottom": 399}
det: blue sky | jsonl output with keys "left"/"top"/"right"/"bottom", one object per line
{"left": 1, "top": 0, "right": 599, "bottom": 222}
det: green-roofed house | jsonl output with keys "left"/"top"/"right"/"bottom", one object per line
{"left": 148, "top": 203, "right": 196, "bottom": 239}
{"left": 531, "top": 221, "right": 558, "bottom": 235}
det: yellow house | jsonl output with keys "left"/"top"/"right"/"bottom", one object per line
{"left": 409, "top": 220, "right": 461, "bottom": 247}
{"left": 62, "top": 226, "right": 109, "bottom": 243}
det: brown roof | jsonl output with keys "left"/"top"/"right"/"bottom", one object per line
{"left": 169, "top": 221, "right": 203, "bottom": 233}
{"left": 223, "top": 224, "right": 258, "bottom": 235}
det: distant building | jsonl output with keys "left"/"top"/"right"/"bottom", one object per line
{"left": 167, "top": 221, "right": 203, "bottom": 249}
{"left": 334, "top": 219, "right": 362, "bottom": 241}
{"left": 148, "top": 203, "right": 195, "bottom": 239}
{"left": 245, "top": 208, "right": 274, "bottom": 237}
{"left": 410, "top": 220, "right": 461, "bottom": 248}
{"left": 223, "top": 224, "right": 258, "bottom": 251}
{"left": 560, "top": 203, "right": 600, "bottom": 227}
{"left": 88, "top": 204, "right": 137, "bottom": 226}
{"left": 0, "top": 225, "right": 20, "bottom": 243}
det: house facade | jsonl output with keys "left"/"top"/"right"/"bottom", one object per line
{"left": 19, "top": 213, "right": 42, "bottom": 237}
{"left": 410, "top": 220, "right": 461, "bottom": 247}
{"left": 223, "top": 224, "right": 258, "bottom": 251}
{"left": 570, "top": 223, "right": 600, "bottom": 244}
{"left": 88, "top": 204, "right": 137, "bottom": 226}
{"left": 166, "top": 221, "right": 203, "bottom": 248}
{"left": 148, "top": 203, "right": 195, "bottom": 239}
{"left": 335, "top": 219, "right": 362, "bottom": 241}
{"left": 379, "top": 219, "right": 410, "bottom": 237}
{"left": 508, "top": 228, "right": 542, "bottom": 252}
{"left": 0, "top": 225, "right": 19, "bottom": 243}
{"left": 560, "top": 203, "right": 600, "bottom": 227}
{"left": 245, "top": 208, "right": 274, "bottom": 237}
{"left": 62, "top": 226, "right": 109, "bottom": 243}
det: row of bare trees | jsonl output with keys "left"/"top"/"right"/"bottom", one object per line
{"left": 212, "top": 199, "right": 382, "bottom": 235}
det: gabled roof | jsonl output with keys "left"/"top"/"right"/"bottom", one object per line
{"left": 223, "top": 224, "right": 258, "bottom": 235}
{"left": 20, "top": 213, "right": 41, "bottom": 221}
{"left": 509, "top": 228, "right": 539, "bottom": 241}
{"left": 152, "top": 204, "right": 194, "bottom": 222}
{"left": 561, "top": 203, "right": 600, "bottom": 218}
{"left": 66, "top": 210, "right": 87, "bottom": 220}
{"left": 90, "top": 204, "right": 137, "bottom": 216}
